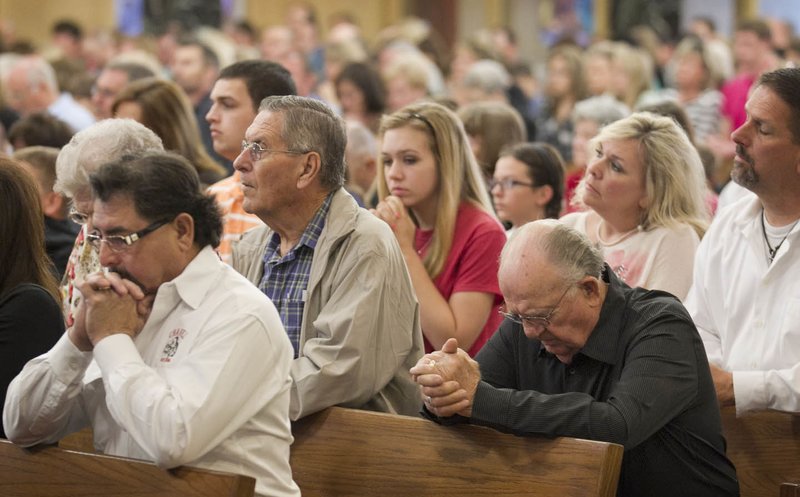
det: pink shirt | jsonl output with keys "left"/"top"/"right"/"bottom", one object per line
{"left": 415, "top": 202, "right": 506, "bottom": 356}
{"left": 721, "top": 74, "right": 756, "bottom": 131}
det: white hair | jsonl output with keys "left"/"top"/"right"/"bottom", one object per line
{"left": 345, "top": 120, "right": 376, "bottom": 159}
{"left": 54, "top": 118, "right": 164, "bottom": 198}
{"left": 18, "top": 56, "right": 59, "bottom": 94}
{"left": 462, "top": 59, "right": 511, "bottom": 95}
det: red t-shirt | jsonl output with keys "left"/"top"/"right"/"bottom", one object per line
{"left": 415, "top": 202, "right": 506, "bottom": 356}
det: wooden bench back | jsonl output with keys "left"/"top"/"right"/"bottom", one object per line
{"left": 0, "top": 439, "right": 255, "bottom": 497}
{"left": 289, "top": 407, "right": 623, "bottom": 497}
{"left": 720, "top": 407, "right": 800, "bottom": 497}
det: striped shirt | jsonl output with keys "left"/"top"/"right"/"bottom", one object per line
{"left": 207, "top": 172, "right": 263, "bottom": 264}
{"left": 258, "top": 193, "right": 333, "bottom": 356}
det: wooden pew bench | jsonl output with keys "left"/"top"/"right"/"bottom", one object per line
{"left": 57, "top": 406, "right": 624, "bottom": 496}
{"left": 721, "top": 407, "right": 800, "bottom": 497}
{"left": 0, "top": 439, "right": 254, "bottom": 497}
{"left": 290, "top": 406, "right": 623, "bottom": 497}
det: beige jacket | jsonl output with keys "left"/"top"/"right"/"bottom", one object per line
{"left": 232, "top": 189, "right": 423, "bottom": 420}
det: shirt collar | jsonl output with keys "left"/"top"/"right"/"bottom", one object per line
{"left": 265, "top": 191, "right": 334, "bottom": 262}
{"left": 161, "top": 245, "right": 221, "bottom": 310}
{"left": 578, "top": 264, "right": 625, "bottom": 365}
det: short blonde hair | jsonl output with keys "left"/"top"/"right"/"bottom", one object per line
{"left": 611, "top": 43, "right": 653, "bottom": 108}
{"left": 573, "top": 112, "right": 708, "bottom": 237}
{"left": 382, "top": 52, "right": 430, "bottom": 93}
{"left": 378, "top": 102, "right": 493, "bottom": 278}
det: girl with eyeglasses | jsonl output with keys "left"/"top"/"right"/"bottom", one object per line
{"left": 372, "top": 102, "right": 506, "bottom": 356}
{"left": 490, "top": 142, "right": 566, "bottom": 235}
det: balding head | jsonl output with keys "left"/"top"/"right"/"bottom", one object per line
{"left": 499, "top": 220, "right": 607, "bottom": 364}
{"left": 500, "top": 220, "right": 604, "bottom": 295}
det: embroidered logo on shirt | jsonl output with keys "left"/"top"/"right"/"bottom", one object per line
{"left": 161, "top": 328, "right": 187, "bottom": 363}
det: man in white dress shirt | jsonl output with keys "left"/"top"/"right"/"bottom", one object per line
{"left": 684, "top": 67, "right": 800, "bottom": 415}
{"left": 3, "top": 151, "right": 299, "bottom": 497}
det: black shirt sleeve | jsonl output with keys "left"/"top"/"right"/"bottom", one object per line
{"left": 471, "top": 313, "right": 702, "bottom": 449}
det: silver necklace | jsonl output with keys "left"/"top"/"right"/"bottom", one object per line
{"left": 595, "top": 219, "right": 640, "bottom": 247}
{"left": 761, "top": 210, "right": 799, "bottom": 264}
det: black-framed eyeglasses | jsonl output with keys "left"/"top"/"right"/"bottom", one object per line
{"left": 488, "top": 178, "right": 536, "bottom": 191}
{"left": 499, "top": 285, "right": 573, "bottom": 333}
{"left": 68, "top": 206, "right": 90, "bottom": 225}
{"left": 241, "top": 139, "right": 308, "bottom": 162}
{"left": 86, "top": 219, "right": 171, "bottom": 253}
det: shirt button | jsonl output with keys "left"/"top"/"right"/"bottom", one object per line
{"left": 568, "top": 368, "right": 576, "bottom": 375}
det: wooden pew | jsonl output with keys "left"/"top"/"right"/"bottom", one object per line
{"left": 290, "top": 406, "right": 623, "bottom": 497}
{"left": 0, "top": 439, "right": 255, "bottom": 497}
{"left": 720, "top": 407, "right": 800, "bottom": 497}
{"left": 780, "top": 482, "right": 800, "bottom": 497}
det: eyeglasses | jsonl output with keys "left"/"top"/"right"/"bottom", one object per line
{"left": 68, "top": 206, "right": 90, "bottom": 225}
{"left": 499, "top": 285, "right": 573, "bottom": 333}
{"left": 488, "top": 178, "right": 536, "bottom": 191}
{"left": 241, "top": 140, "right": 307, "bottom": 162}
{"left": 86, "top": 219, "right": 170, "bottom": 253}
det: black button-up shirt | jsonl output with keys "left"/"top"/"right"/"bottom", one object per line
{"left": 471, "top": 266, "right": 739, "bottom": 497}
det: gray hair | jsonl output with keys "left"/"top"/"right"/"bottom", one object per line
{"left": 54, "top": 118, "right": 164, "bottom": 198}
{"left": 18, "top": 56, "right": 59, "bottom": 94}
{"left": 572, "top": 95, "right": 630, "bottom": 126}
{"left": 259, "top": 95, "right": 346, "bottom": 191}
{"left": 345, "top": 120, "right": 376, "bottom": 159}
{"left": 502, "top": 220, "right": 605, "bottom": 283}
{"left": 462, "top": 59, "right": 511, "bottom": 95}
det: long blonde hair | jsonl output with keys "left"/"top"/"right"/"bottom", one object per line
{"left": 378, "top": 102, "right": 494, "bottom": 278}
{"left": 573, "top": 111, "right": 709, "bottom": 238}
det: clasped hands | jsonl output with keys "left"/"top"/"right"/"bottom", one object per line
{"left": 69, "top": 271, "right": 154, "bottom": 351}
{"left": 409, "top": 338, "right": 481, "bottom": 418}
{"left": 370, "top": 196, "right": 416, "bottom": 252}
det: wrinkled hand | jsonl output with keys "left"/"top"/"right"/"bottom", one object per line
{"left": 77, "top": 272, "right": 153, "bottom": 347}
{"left": 709, "top": 363, "right": 735, "bottom": 407}
{"left": 370, "top": 195, "right": 416, "bottom": 252}
{"left": 409, "top": 338, "right": 481, "bottom": 417}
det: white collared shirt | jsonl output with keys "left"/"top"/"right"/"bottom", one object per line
{"left": 4, "top": 246, "right": 299, "bottom": 497}
{"left": 685, "top": 195, "right": 800, "bottom": 415}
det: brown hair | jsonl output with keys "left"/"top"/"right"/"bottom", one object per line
{"left": 458, "top": 101, "right": 525, "bottom": 177}
{"left": 0, "top": 158, "right": 61, "bottom": 304}
{"left": 112, "top": 77, "right": 225, "bottom": 183}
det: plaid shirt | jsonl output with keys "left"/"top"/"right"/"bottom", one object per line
{"left": 259, "top": 193, "right": 333, "bottom": 356}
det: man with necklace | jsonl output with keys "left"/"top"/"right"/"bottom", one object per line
{"left": 685, "top": 67, "right": 800, "bottom": 415}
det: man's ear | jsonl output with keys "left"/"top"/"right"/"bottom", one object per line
{"left": 579, "top": 276, "right": 603, "bottom": 308}
{"left": 172, "top": 213, "right": 195, "bottom": 251}
{"left": 41, "top": 191, "right": 65, "bottom": 219}
{"left": 297, "top": 152, "right": 321, "bottom": 189}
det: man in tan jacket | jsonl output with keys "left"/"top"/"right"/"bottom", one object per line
{"left": 231, "top": 95, "right": 423, "bottom": 420}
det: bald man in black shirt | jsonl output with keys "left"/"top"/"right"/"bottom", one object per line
{"left": 412, "top": 220, "right": 739, "bottom": 497}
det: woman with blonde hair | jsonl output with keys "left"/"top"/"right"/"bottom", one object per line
{"left": 610, "top": 43, "right": 653, "bottom": 109}
{"left": 382, "top": 52, "right": 431, "bottom": 112}
{"left": 0, "top": 158, "right": 63, "bottom": 437}
{"left": 372, "top": 102, "right": 506, "bottom": 356}
{"left": 112, "top": 77, "right": 226, "bottom": 185}
{"left": 561, "top": 112, "right": 708, "bottom": 300}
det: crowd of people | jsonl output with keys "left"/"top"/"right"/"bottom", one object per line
{"left": 1, "top": 4, "right": 800, "bottom": 496}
